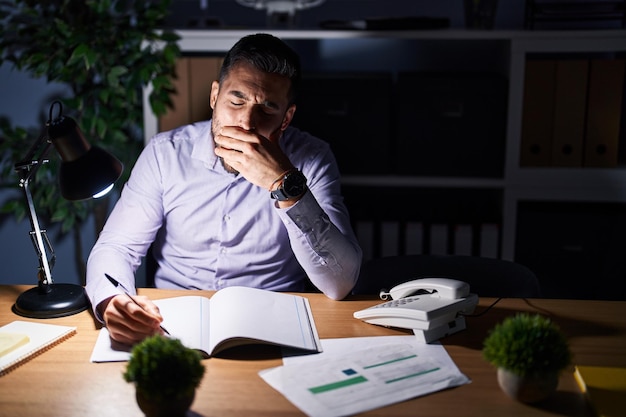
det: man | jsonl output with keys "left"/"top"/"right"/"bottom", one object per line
{"left": 85, "top": 33, "right": 363, "bottom": 345}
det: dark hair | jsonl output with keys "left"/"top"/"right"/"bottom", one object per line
{"left": 219, "top": 33, "right": 301, "bottom": 104}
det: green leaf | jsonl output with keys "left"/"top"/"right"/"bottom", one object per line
{"left": 0, "top": 0, "right": 180, "bottom": 280}
{"left": 95, "top": 118, "right": 107, "bottom": 139}
{"left": 67, "top": 43, "right": 97, "bottom": 70}
{"left": 107, "top": 65, "right": 128, "bottom": 88}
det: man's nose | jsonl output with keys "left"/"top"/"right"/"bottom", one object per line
{"left": 238, "top": 109, "right": 256, "bottom": 131}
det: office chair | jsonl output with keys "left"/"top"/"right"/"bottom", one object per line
{"left": 352, "top": 254, "right": 542, "bottom": 298}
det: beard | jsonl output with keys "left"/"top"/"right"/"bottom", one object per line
{"left": 219, "top": 152, "right": 239, "bottom": 175}
{"left": 211, "top": 117, "right": 239, "bottom": 175}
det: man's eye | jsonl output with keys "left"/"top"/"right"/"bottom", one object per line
{"left": 230, "top": 101, "right": 243, "bottom": 106}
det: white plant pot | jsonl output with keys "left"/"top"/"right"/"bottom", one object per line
{"left": 497, "top": 367, "right": 558, "bottom": 403}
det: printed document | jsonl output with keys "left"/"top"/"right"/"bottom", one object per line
{"left": 260, "top": 335, "right": 470, "bottom": 417}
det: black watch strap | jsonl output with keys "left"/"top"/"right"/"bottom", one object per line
{"left": 270, "top": 170, "right": 307, "bottom": 201}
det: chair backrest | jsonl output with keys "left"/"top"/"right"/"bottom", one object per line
{"left": 144, "top": 244, "right": 157, "bottom": 288}
{"left": 353, "top": 254, "right": 542, "bottom": 298}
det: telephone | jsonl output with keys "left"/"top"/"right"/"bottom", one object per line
{"left": 353, "top": 278, "right": 479, "bottom": 343}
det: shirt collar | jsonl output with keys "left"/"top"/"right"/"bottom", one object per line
{"left": 191, "top": 120, "right": 222, "bottom": 171}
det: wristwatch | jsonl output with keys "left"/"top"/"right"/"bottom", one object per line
{"left": 270, "top": 169, "right": 307, "bottom": 201}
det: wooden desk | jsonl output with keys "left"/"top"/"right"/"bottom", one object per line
{"left": 1, "top": 285, "right": 625, "bottom": 417}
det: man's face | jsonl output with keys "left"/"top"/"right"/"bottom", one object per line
{"left": 210, "top": 62, "right": 295, "bottom": 173}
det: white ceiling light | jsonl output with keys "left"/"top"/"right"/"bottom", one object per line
{"left": 236, "top": 0, "right": 326, "bottom": 25}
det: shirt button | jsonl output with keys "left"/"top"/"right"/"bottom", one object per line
{"left": 223, "top": 214, "right": 230, "bottom": 221}
{"left": 220, "top": 248, "right": 227, "bottom": 254}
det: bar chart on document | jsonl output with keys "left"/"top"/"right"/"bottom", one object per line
{"left": 260, "top": 342, "right": 469, "bottom": 417}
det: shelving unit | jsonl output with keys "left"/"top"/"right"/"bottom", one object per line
{"left": 503, "top": 32, "right": 626, "bottom": 262}
{"left": 142, "top": 29, "right": 626, "bottom": 270}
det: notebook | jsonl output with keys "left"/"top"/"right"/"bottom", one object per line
{"left": 0, "top": 321, "right": 76, "bottom": 376}
{"left": 574, "top": 365, "right": 626, "bottom": 417}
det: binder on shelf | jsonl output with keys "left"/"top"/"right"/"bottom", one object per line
{"left": 520, "top": 59, "right": 557, "bottom": 167}
{"left": 159, "top": 56, "right": 223, "bottom": 133}
{"left": 189, "top": 57, "right": 223, "bottom": 124}
{"left": 453, "top": 224, "right": 473, "bottom": 256}
{"left": 551, "top": 60, "right": 588, "bottom": 167}
{"left": 429, "top": 224, "right": 448, "bottom": 255}
{"left": 355, "top": 220, "right": 374, "bottom": 261}
{"left": 395, "top": 72, "right": 506, "bottom": 177}
{"left": 291, "top": 72, "right": 393, "bottom": 175}
{"left": 159, "top": 58, "right": 191, "bottom": 133}
{"left": 583, "top": 58, "right": 625, "bottom": 168}
{"left": 405, "top": 222, "right": 424, "bottom": 255}
{"left": 381, "top": 221, "right": 400, "bottom": 257}
{"left": 480, "top": 223, "right": 499, "bottom": 259}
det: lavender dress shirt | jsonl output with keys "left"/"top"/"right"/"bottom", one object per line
{"left": 86, "top": 120, "right": 362, "bottom": 316}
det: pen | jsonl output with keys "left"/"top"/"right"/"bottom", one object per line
{"left": 105, "top": 273, "right": 170, "bottom": 336}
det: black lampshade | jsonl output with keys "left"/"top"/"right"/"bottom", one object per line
{"left": 47, "top": 114, "right": 123, "bottom": 200}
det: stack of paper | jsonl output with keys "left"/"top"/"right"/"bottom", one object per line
{"left": 0, "top": 321, "right": 76, "bottom": 376}
{"left": 260, "top": 336, "right": 470, "bottom": 417}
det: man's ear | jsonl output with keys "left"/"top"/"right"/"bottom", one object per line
{"left": 210, "top": 80, "right": 219, "bottom": 110}
{"left": 280, "top": 104, "right": 296, "bottom": 131}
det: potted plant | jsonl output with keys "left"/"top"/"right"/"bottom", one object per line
{"left": 0, "top": 0, "right": 180, "bottom": 281}
{"left": 482, "top": 313, "right": 572, "bottom": 403}
{"left": 124, "top": 335, "right": 206, "bottom": 417}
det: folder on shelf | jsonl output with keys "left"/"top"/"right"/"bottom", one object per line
{"left": 405, "top": 222, "right": 424, "bottom": 255}
{"left": 453, "top": 224, "right": 473, "bottom": 256}
{"left": 159, "top": 57, "right": 191, "bottom": 132}
{"left": 583, "top": 58, "right": 625, "bottom": 168}
{"left": 159, "top": 56, "right": 223, "bottom": 133}
{"left": 551, "top": 60, "right": 588, "bottom": 167}
{"left": 189, "top": 56, "right": 222, "bottom": 123}
{"left": 574, "top": 365, "right": 626, "bottom": 417}
{"left": 429, "top": 224, "right": 448, "bottom": 255}
{"left": 479, "top": 223, "right": 499, "bottom": 259}
{"left": 520, "top": 59, "right": 557, "bottom": 167}
{"left": 380, "top": 221, "right": 400, "bottom": 257}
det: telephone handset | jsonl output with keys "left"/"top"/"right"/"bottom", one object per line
{"left": 379, "top": 277, "right": 470, "bottom": 301}
{"left": 353, "top": 278, "right": 478, "bottom": 341}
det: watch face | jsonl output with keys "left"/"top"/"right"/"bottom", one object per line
{"left": 283, "top": 171, "right": 307, "bottom": 197}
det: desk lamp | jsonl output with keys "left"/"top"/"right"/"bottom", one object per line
{"left": 12, "top": 100, "right": 123, "bottom": 318}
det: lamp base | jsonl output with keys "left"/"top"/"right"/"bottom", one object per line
{"left": 12, "top": 283, "right": 89, "bottom": 319}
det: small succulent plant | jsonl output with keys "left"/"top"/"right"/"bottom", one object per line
{"left": 123, "top": 335, "right": 205, "bottom": 401}
{"left": 482, "top": 313, "right": 571, "bottom": 378}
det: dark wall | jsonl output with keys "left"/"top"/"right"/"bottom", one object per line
{"left": 0, "top": 0, "right": 623, "bottom": 289}
{"left": 164, "top": 0, "right": 625, "bottom": 31}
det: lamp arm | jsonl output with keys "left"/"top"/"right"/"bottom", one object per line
{"left": 21, "top": 176, "right": 55, "bottom": 292}
{"left": 15, "top": 138, "right": 56, "bottom": 293}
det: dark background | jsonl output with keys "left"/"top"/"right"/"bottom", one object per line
{"left": 1, "top": 0, "right": 624, "bottom": 299}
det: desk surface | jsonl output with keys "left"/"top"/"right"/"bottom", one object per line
{"left": 0, "top": 285, "right": 625, "bottom": 417}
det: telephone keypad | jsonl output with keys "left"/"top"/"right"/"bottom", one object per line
{"left": 373, "top": 296, "right": 421, "bottom": 309}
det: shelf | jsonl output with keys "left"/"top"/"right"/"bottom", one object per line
{"left": 342, "top": 176, "right": 504, "bottom": 189}
{"left": 143, "top": 28, "right": 626, "bottom": 266}
{"left": 173, "top": 28, "right": 626, "bottom": 46}
{"left": 509, "top": 167, "right": 626, "bottom": 188}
